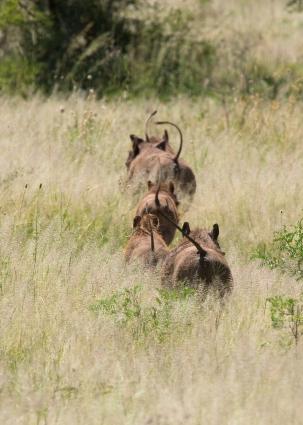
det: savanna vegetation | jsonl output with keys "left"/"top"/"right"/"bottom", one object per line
{"left": 0, "top": 0, "right": 303, "bottom": 424}
{"left": 1, "top": 0, "right": 303, "bottom": 98}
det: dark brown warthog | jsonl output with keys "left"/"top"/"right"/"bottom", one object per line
{"left": 158, "top": 213, "right": 233, "bottom": 298}
{"left": 124, "top": 213, "right": 169, "bottom": 267}
{"left": 126, "top": 116, "right": 196, "bottom": 198}
{"left": 135, "top": 181, "right": 179, "bottom": 245}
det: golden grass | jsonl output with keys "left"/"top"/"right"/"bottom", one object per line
{"left": 0, "top": 93, "right": 302, "bottom": 424}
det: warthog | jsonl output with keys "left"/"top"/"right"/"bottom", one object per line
{"left": 157, "top": 211, "right": 233, "bottom": 298}
{"left": 125, "top": 111, "right": 170, "bottom": 169}
{"left": 124, "top": 213, "right": 168, "bottom": 267}
{"left": 126, "top": 112, "right": 196, "bottom": 198}
{"left": 135, "top": 181, "right": 179, "bottom": 245}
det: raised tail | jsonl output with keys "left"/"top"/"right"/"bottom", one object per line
{"left": 145, "top": 110, "right": 157, "bottom": 142}
{"left": 154, "top": 198, "right": 207, "bottom": 258}
{"left": 156, "top": 121, "right": 183, "bottom": 164}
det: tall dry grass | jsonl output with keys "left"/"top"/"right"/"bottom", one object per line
{"left": 0, "top": 93, "right": 302, "bottom": 424}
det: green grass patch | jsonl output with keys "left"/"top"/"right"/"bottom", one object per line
{"left": 90, "top": 285, "right": 196, "bottom": 342}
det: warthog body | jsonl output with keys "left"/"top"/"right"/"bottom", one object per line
{"left": 160, "top": 221, "right": 233, "bottom": 298}
{"left": 127, "top": 143, "right": 196, "bottom": 198}
{"left": 126, "top": 113, "right": 196, "bottom": 198}
{"left": 135, "top": 181, "right": 179, "bottom": 245}
{"left": 125, "top": 214, "right": 168, "bottom": 267}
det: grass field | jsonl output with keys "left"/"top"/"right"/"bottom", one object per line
{"left": 0, "top": 94, "right": 302, "bottom": 424}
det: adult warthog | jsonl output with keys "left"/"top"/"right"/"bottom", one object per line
{"left": 125, "top": 111, "right": 173, "bottom": 169}
{"left": 126, "top": 112, "right": 196, "bottom": 199}
{"left": 157, "top": 211, "right": 233, "bottom": 298}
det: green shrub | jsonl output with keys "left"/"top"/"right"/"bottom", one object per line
{"left": 0, "top": 0, "right": 301, "bottom": 99}
{"left": 287, "top": 0, "right": 303, "bottom": 12}
{"left": 0, "top": 56, "right": 39, "bottom": 94}
{"left": 0, "top": 0, "right": 138, "bottom": 94}
{"left": 267, "top": 295, "right": 303, "bottom": 345}
{"left": 0, "top": 0, "right": 216, "bottom": 97}
{"left": 129, "top": 8, "right": 216, "bottom": 97}
{"left": 253, "top": 218, "right": 303, "bottom": 280}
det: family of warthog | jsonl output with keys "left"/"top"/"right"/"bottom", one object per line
{"left": 124, "top": 111, "right": 233, "bottom": 298}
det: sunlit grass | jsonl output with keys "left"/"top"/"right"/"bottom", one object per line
{"left": 0, "top": 92, "right": 302, "bottom": 424}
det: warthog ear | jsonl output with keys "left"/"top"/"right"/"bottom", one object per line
{"left": 130, "top": 135, "right": 144, "bottom": 158}
{"left": 163, "top": 130, "right": 169, "bottom": 143}
{"left": 168, "top": 181, "right": 175, "bottom": 194}
{"left": 133, "top": 216, "right": 141, "bottom": 228}
{"left": 130, "top": 135, "right": 144, "bottom": 150}
{"left": 182, "top": 222, "right": 191, "bottom": 236}
{"left": 210, "top": 223, "right": 219, "bottom": 241}
{"left": 147, "top": 180, "right": 154, "bottom": 190}
{"left": 130, "top": 134, "right": 144, "bottom": 144}
{"left": 155, "top": 140, "right": 166, "bottom": 151}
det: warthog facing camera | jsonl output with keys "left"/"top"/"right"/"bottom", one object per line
{"left": 135, "top": 181, "right": 179, "bottom": 245}
{"left": 124, "top": 213, "right": 168, "bottom": 267}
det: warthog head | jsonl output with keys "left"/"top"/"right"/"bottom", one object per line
{"left": 124, "top": 213, "right": 168, "bottom": 267}
{"left": 157, "top": 210, "right": 233, "bottom": 298}
{"left": 135, "top": 181, "right": 179, "bottom": 245}
{"left": 126, "top": 114, "right": 196, "bottom": 199}
{"left": 125, "top": 111, "right": 171, "bottom": 169}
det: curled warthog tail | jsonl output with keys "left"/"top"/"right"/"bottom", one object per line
{"left": 155, "top": 199, "right": 207, "bottom": 258}
{"left": 145, "top": 110, "right": 157, "bottom": 142}
{"left": 156, "top": 121, "right": 183, "bottom": 164}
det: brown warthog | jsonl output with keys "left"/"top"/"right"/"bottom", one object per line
{"left": 135, "top": 181, "right": 179, "bottom": 245}
{"left": 158, "top": 213, "right": 233, "bottom": 298}
{"left": 127, "top": 116, "right": 196, "bottom": 199}
{"left": 124, "top": 213, "right": 168, "bottom": 267}
{"left": 125, "top": 111, "right": 171, "bottom": 169}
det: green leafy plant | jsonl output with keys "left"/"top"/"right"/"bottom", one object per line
{"left": 267, "top": 295, "right": 303, "bottom": 345}
{"left": 253, "top": 218, "right": 303, "bottom": 280}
